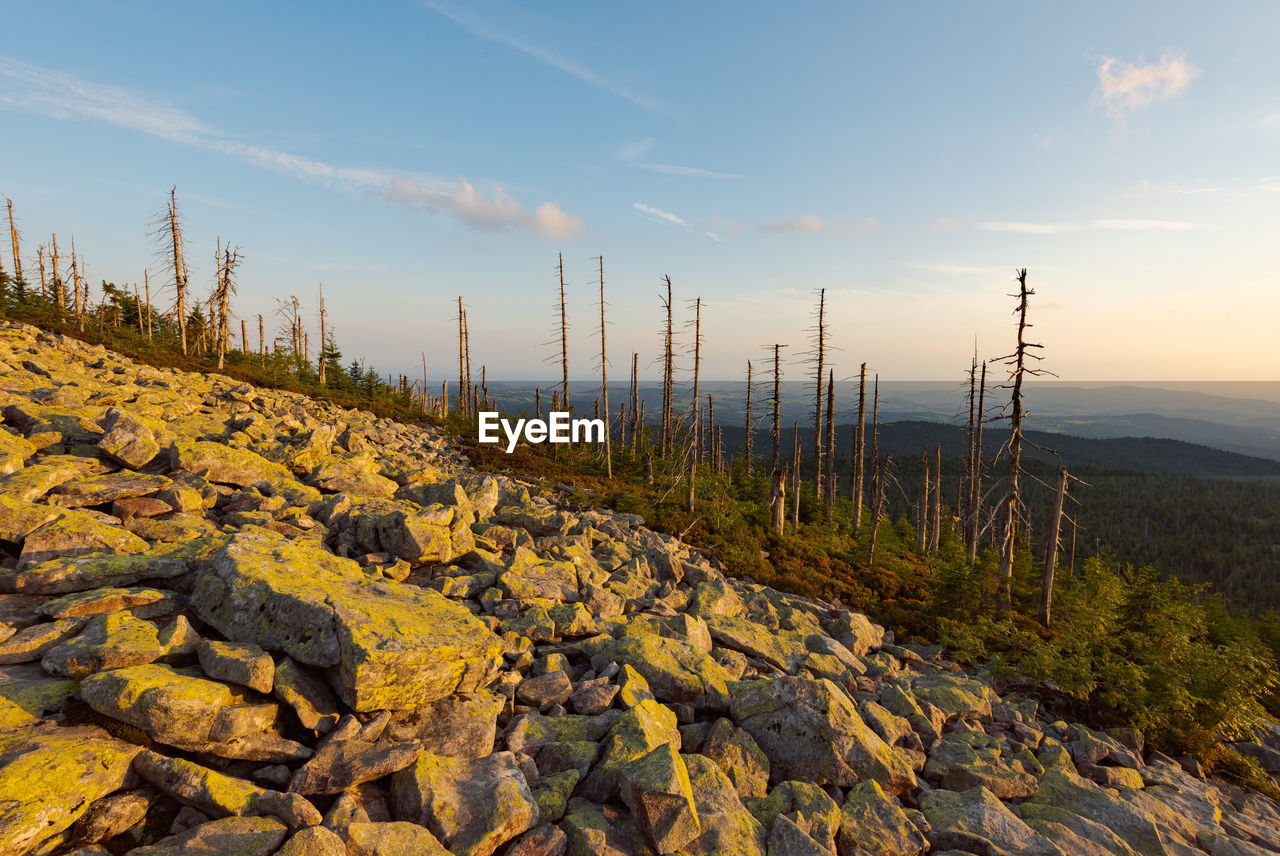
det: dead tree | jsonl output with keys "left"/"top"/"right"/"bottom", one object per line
{"left": 931, "top": 444, "right": 942, "bottom": 553}
{"left": 994, "top": 269, "right": 1047, "bottom": 615}
{"left": 144, "top": 271, "right": 153, "bottom": 341}
{"left": 257, "top": 314, "right": 265, "bottom": 364}
{"left": 37, "top": 246, "right": 47, "bottom": 302}
{"left": 150, "top": 188, "right": 191, "bottom": 354}
{"left": 629, "top": 353, "right": 639, "bottom": 453}
{"left": 6, "top": 198, "right": 23, "bottom": 301}
{"left": 767, "top": 344, "right": 787, "bottom": 472}
{"left": 967, "top": 360, "right": 988, "bottom": 566}
{"left": 1040, "top": 466, "right": 1068, "bottom": 627}
{"left": 791, "top": 421, "right": 801, "bottom": 532}
{"left": 241, "top": 318, "right": 248, "bottom": 353}
{"left": 558, "top": 254, "right": 569, "bottom": 411}
{"left": 918, "top": 447, "right": 930, "bottom": 554}
{"left": 317, "top": 284, "right": 327, "bottom": 386}
{"left": 463, "top": 307, "right": 473, "bottom": 415}
{"left": 823, "top": 368, "right": 836, "bottom": 519}
{"left": 69, "top": 241, "right": 83, "bottom": 330}
{"left": 214, "top": 242, "right": 240, "bottom": 370}
{"left": 867, "top": 376, "right": 884, "bottom": 564}
{"left": 51, "top": 233, "right": 64, "bottom": 315}
{"left": 851, "top": 362, "right": 867, "bottom": 531}
{"left": 660, "top": 277, "right": 675, "bottom": 457}
{"left": 743, "top": 361, "right": 755, "bottom": 476}
{"left": 808, "top": 288, "right": 828, "bottom": 495}
{"left": 597, "top": 256, "right": 611, "bottom": 478}
{"left": 686, "top": 296, "right": 702, "bottom": 511}
{"left": 457, "top": 296, "right": 467, "bottom": 416}
{"left": 770, "top": 465, "right": 786, "bottom": 534}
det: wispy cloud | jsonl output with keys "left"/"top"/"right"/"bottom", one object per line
{"left": 761, "top": 215, "right": 878, "bottom": 236}
{"left": 422, "top": 1, "right": 662, "bottom": 112}
{"left": 977, "top": 221, "right": 1080, "bottom": 234}
{"left": 0, "top": 57, "right": 583, "bottom": 239}
{"left": 910, "top": 263, "right": 1006, "bottom": 274}
{"left": 618, "top": 138, "right": 742, "bottom": 180}
{"left": 1094, "top": 51, "right": 1199, "bottom": 119}
{"left": 633, "top": 203, "right": 687, "bottom": 227}
{"left": 979, "top": 218, "right": 1205, "bottom": 234}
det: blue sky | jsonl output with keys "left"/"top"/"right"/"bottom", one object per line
{"left": 1, "top": 1, "right": 1277, "bottom": 382}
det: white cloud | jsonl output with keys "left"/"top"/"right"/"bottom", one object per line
{"left": 0, "top": 57, "right": 584, "bottom": 239}
{"left": 633, "top": 203, "right": 687, "bottom": 226}
{"left": 761, "top": 215, "right": 878, "bottom": 235}
{"left": 977, "top": 221, "right": 1080, "bottom": 234}
{"left": 617, "top": 137, "right": 742, "bottom": 180}
{"left": 1094, "top": 51, "right": 1199, "bottom": 119}
{"left": 979, "top": 218, "right": 1205, "bottom": 234}
{"left": 1092, "top": 218, "right": 1203, "bottom": 231}
{"left": 705, "top": 231, "right": 722, "bottom": 242}
{"left": 422, "top": 1, "right": 662, "bottom": 112}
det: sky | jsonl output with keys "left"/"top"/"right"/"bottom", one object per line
{"left": 1, "top": 1, "right": 1278, "bottom": 383}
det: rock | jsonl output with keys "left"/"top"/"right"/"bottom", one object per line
{"left": 0, "top": 617, "right": 86, "bottom": 664}
{"left": 37, "top": 585, "right": 172, "bottom": 619}
{"left": 287, "top": 731, "right": 423, "bottom": 795}
{"left": 69, "top": 789, "right": 152, "bottom": 846}
{"left": 592, "top": 632, "right": 731, "bottom": 710}
{"left": 701, "top": 717, "right": 770, "bottom": 799}
{"left": 531, "top": 769, "right": 580, "bottom": 823}
{"left": 572, "top": 681, "right": 620, "bottom": 715}
{"left": 579, "top": 699, "right": 681, "bottom": 801}
{"left": 391, "top": 750, "right": 537, "bottom": 856}
{"left": 273, "top": 657, "right": 340, "bottom": 734}
{"left": 1020, "top": 803, "right": 1143, "bottom": 856}
{"left": 0, "top": 724, "right": 140, "bottom": 856}
{"left": 1, "top": 540, "right": 201, "bottom": 594}
{"left": 309, "top": 454, "right": 398, "bottom": 497}
{"left": 618, "top": 743, "right": 702, "bottom": 853}
{"left": 746, "top": 780, "right": 841, "bottom": 851}
{"left": 618, "top": 663, "right": 656, "bottom": 708}
{"left": 0, "top": 429, "right": 36, "bottom": 474}
{"left": 384, "top": 690, "right": 503, "bottom": 757}
{"left": 507, "top": 824, "right": 569, "bottom": 856}
{"left": 924, "top": 733, "right": 1039, "bottom": 799}
{"left": 275, "top": 825, "right": 348, "bottom": 856}
{"left": 97, "top": 410, "right": 162, "bottom": 469}
{"left": 681, "top": 753, "right": 767, "bottom": 856}
{"left": 561, "top": 798, "right": 659, "bottom": 856}
{"left": 18, "top": 508, "right": 150, "bottom": 568}
{"left": 0, "top": 664, "right": 77, "bottom": 731}
{"left": 686, "top": 579, "right": 745, "bottom": 619}
{"left": 170, "top": 438, "right": 291, "bottom": 487}
{"left": 826, "top": 612, "right": 883, "bottom": 655}
{"left": 40, "top": 611, "right": 165, "bottom": 678}
{"left": 346, "top": 821, "right": 452, "bottom": 855}
{"left": 919, "top": 786, "right": 1061, "bottom": 856}
{"left": 1233, "top": 742, "right": 1280, "bottom": 773}
{"left": 767, "top": 813, "right": 832, "bottom": 856}
{"left": 706, "top": 614, "right": 811, "bottom": 673}
{"left": 198, "top": 638, "right": 275, "bottom": 693}
{"left": 192, "top": 529, "right": 503, "bottom": 711}
{"left": 47, "top": 471, "right": 170, "bottom": 507}
{"left": 910, "top": 673, "right": 993, "bottom": 720}
{"left": 518, "top": 670, "right": 573, "bottom": 708}
{"left": 133, "top": 750, "right": 321, "bottom": 829}
{"left": 730, "top": 677, "right": 917, "bottom": 793}
{"left": 125, "top": 816, "right": 287, "bottom": 856}
{"left": 837, "top": 780, "right": 928, "bottom": 856}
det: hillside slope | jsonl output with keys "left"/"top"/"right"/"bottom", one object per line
{"left": 1, "top": 319, "right": 1278, "bottom": 856}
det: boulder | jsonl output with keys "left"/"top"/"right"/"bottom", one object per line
{"left": 700, "top": 717, "right": 770, "bottom": 799}
{"left": 40, "top": 611, "right": 165, "bottom": 678}
{"left": 191, "top": 529, "right": 503, "bottom": 711}
{"left": 592, "top": 632, "right": 731, "bottom": 711}
{"left": 384, "top": 690, "right": 503, "bottom": 757}
{"left": 170, "top": 438, "right": 291, "bottom": 487}
{"left": 125, "top": 816, "right": 287, "bottom": 856}
{"left": 0, "top": 725, "right": 139, "bottom": 855}
{"left": 391, "top": 750, "right": 537, "bottom": 856}
{"left": 275, "top": 825, "right": 348, "bottom": 856}
{"left": 837, "top": 780, "right": 928, "bottom": 856}
{"left": 680, "top": 753, "right": 767, "bottom": 856}
{"left": 730, "top": 677, "right": 916, "bottom": 793}
{"left": 919, "top": 786, "right": 1061, "bottom": 856}
{"left": 198, "top": 639, "right": 275, "bottom": 694}
{"left": 346, "top": 821, "right": 451, "bottom": 856}
{"left": 618, "top": 743, "right": 701, "bottom": 853}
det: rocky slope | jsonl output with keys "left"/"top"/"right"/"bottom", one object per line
{"left": 0, "top": 317, "right": 1278, "bottom": 856}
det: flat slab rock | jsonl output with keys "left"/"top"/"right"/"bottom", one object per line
{"left": 191, "top": 528, "right": 504, "bottom": 711}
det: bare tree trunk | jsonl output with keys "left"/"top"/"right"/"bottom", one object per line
{"left": 791, "top": 421, "right": 801, "bottom": 532}
{"left": 258, "top": 314, "right": 265, "bottom": 365}
{"left": 1040, "top": 466, "right": 1068, "bottom": 627}
{"left": 661, "top": 276, "right": 674, "bottom": 457}
{"left": 852, "top": 362, "right": 866, "bottom": 532}
{"left": 134, "top": 284, "right": 144, "bottom": 333}
{"left": 918, "top": 448, "right": 930, "bottom": 554}
{"left": 744, "top": 360, "right": 754, "bottom": 476}
{"left": 144, "top": 271, "right": 152, "bottom": 341}
{"left": 690, "top": 297, "right": 702, "bottom": 460}
{"left": 811, "top": 288, "right": 826, "bottom": 496}
{"left": 598, "top": 256, "right": 611, "bottom": 478}
{"left": 997, "top": 269, "right": 1039, "bottom": 616}
{"left": 629, "top": 353, "right": 639, "bottom": 454}
{"left": 37, "top": 246, "right": 47, "bottom": 302}
{"left": 770, "top": 465, "right": 786, "bottom": 534}
{"left": 558, "top": 253, "right": 569, "bottom": 411}
{"left": 166, "top": 188, "right": 189, "bottom": 355}
{"left": 317, "top": 284, "right": 327, "bottom": 386}
{"left": 51, "top": 233, "right": 64, "bottom": 316}
{"left": 968, "top": 361, "right": 987, "bottom": 566}
{"left": 69, "top": 241, "right": 83, "bottom": 330}
{"left": 463, "top": 308, "right": 473, "bottom": 417}
{"left": 1066, "top": 515, "right": 1077, "bottom": 576}
{"left": 457, "top": 296, "right": 466, "bottom": 417}
{"left": 240, "top": 318, "right": 247, "bottom": 353}
{"left": 931, "top": 444, "right": 942, "bottom": 553}
{"left": 6, "top": 198, "right": 22, "bottom": 301}
{"left": 823, "top": 368, "right": 836, "bottom": 519}
{"left": 769, "top": 344, "right": 786, "bottom": 472}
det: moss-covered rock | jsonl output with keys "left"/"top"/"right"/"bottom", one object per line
{"left": 619, "top": 742, "right": 701, "bottom": 853}
{"left": 561, "top": 798, "right": 658, "bottom": 856}
{"left": 1, "top": 538, "right": 214, "bottom": 595}
{"left": 17, "top": 507, "right": 150, "bottom": 569}
{"left": 705, "top": 614, "right": 810, "bottom": 673}
{"left": 592, "top": 632, "right": 730, "bottom": 711}
{"left": 730, "top": 676, "right": 917, "bottom": 793}
{"left": 390, "top": 750, "right": 536, "bottom": 856}
{"left": 192, "top": 529, "right": 503, "bottom": 711}
{"left": 0, "top": 429, "right": 35, "bottom": 475}
{"left": 41, "top": 611, "right": 165, "bottom": 678}
{"left": 531, "top": 769, "right": 579, "bottom": 823}
{"left": 700, "top": 717, "right": 770, "bottom": 799}
{"left": 125, "top": 815, "right": 288, "bottom": 856}
{"left": 744, "top": 780, "right": 840, "bottom": 850}
{"left": 919, "top": 785, "right": 1060, "bottom": 856}
{"left": 837, "top": 780, "right": 928, "bottom": 856}
{"left": 170, "top": 438, "right": 291, "bottom": 487}
{"left": 346, "top": 821, "right": 451, "bottom": 856}
{"left": 0, "top": 664, "right": 77, "bottom": 732}
{"left": 679, "top": 753, "right": 767, "bottom": 856}
{"left": 0, "top": 724, "right": 140, "bottom": 855}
